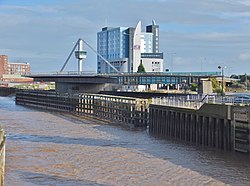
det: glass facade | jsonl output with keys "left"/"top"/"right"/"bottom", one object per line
{"left": 97, "top": 27, "right": 129, "bottom": 73}
{"left": 115, "top": 72, "right": 220, "bottom": 85}
{"left": 140, "top": 33, "right": 153, "bottom": 53}
{"left": 97, "top": 21, "right": 163, "bottom": 74}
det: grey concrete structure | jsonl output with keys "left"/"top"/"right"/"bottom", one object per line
{"left": 31, "top": 74, "right": 119, "bottom": 93}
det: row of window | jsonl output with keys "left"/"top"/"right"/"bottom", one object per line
{"left": 119, "top": 76, "right": 187, "bottom": 84}
{"left": 152, "top": 62, "right": 160, "bottom": 65}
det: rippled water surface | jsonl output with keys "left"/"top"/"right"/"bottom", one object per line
{"left": 1, "top": 96, "right": 250, "bottom": 186}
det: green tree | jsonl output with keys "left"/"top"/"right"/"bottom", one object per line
{"left": 137, "top": 61, "right": 146, "bottom": 73}
{"left": 210, "top": 77, "right": 225, "bottom": 93}
{"left": 230, "top": 74, "right": 239, "bottom": 79}
{"left": 210, "top": 77, "right": 220, "bottom": 93}
{"left": 190, "top": 83, "right": 198, "bottom": 91}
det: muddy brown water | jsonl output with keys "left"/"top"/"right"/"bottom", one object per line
{"left": 0, "top": 96, "right": 250, "bottom": 186}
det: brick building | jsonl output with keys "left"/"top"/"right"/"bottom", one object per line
{"left": 0, "top": 55, "right": 8, "bottom": 77}
{"left": 0, "top": 55, "right": 33, "bottom": 85}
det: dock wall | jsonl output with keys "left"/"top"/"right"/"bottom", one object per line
{"left": 15, "top": 90, "right": 250, "bottom": 154}
{"left": 149, "top": 103, "right": 250, "bottom": 153}
{"left": 16, "top": 90, "right": 148, "bottom": 127}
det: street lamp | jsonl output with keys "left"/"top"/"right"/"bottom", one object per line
{"left": 218, "top": 65, "right": 226, "bottom": 96}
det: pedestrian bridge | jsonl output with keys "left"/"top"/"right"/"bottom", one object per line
{"left": 28, "top": 71, "right": 221, "bottom": 93}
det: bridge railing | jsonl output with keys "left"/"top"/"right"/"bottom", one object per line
{"left": 29, "top": 71, "right": 97, "bottom": 76}
{"left": 29, "top": 71, "right": 221, "bottom": 77}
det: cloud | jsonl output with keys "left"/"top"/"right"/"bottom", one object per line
{"left": 0, "top": 0, "right": 250, "bottom": 74}
{"left": 237, "top": 0, "right": 250, "bottom": 6}
{"left": 239, "top": 52, "right": 250, "bottom": 61}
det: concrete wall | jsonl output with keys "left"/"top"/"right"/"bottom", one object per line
{"left": 199, "top": 80, "right": 213, "bottom": 94}
{"left": 198, "top": 103, "right": 230, "bottom": 119}
{"left": 141, "top": 58, "right": 163, "bottom": 72}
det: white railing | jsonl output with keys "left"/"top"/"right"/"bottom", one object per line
{"left": 152, "top": 95, "right": 250, "bottom": 109}
{"left": 151, "top": 94, "right": 247, "bottom": 109}
{"left": 29, "top": 71, "right": 97, "bottom": 76}
{"left": 152, "top": 97, "right": 204, "bottom": 110}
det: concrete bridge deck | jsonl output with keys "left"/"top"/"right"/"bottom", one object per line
{"left": 29, "top": 71, "right": 220, "bottom": 85}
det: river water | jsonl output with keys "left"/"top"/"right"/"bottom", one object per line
{"left": 1, "top": 96, "right": 250, "bottom": 186}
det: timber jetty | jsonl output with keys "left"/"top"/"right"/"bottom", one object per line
{"left": 16, "top": 90, "right": 148, "bottom": 127}
{"left": 0, "top": 87, "right": 16, "bottom": 96}
{"left": 15, "top": 89, "right": 250, "bottom": 155}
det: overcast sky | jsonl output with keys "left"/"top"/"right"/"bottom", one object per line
{"left": 0, "top": 0, "right": 250, "bottom": 75}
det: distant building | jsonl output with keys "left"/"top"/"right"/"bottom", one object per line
{"left": 0, "top": 55, "right": 32, "bottom": 85}
{"left": 97, "top": 20, "right": 164, "bottom": 74}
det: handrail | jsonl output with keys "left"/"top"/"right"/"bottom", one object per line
{"left": 201, "top": 94, "right": 208, "bottom": 102}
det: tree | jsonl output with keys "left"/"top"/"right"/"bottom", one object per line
{"left": 230, "top": 74, "right": 239, "bottom": 79}
{"left": 137, "top": 61, "right": 146, "bottom": 73}
{"left": 210, "top": 78, "right": 224, "bottom": 93}
{"left": 190, "top": 83, "right": 198, "bottom": 91}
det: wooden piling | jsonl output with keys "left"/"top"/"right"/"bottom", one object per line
{"left": 15, "top": 90, "right": 149, "bottom": 127}
{"left": 0, "top": 129, "right": 5, "bottom": 186}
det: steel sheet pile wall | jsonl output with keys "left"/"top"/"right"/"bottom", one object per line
{"left": 149, "top": 103, "right": 250, "bottom": 153}
{"left": 0, "top": 129, "right": 5, "bottom": 186}
{"left": 16, "top": 90, "right": 148, "bottom": 127}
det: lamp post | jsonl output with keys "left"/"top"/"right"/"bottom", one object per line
{"left": 245, "top": 73, "right": 248, "bottom": 91}
{"left": 218, "top": 66, "right": 226, "bottom": 96}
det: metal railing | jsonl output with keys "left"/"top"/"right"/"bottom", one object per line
{"left": 152, "top": 96, "right": 204, "bottom": 110}
{"left": 151, "top": 94, "right": 250, "bottom": 109}
{"left": 29, "top": 71, "right": 97, "bottom": 76}
{"left": 29, "top": 71, "right": 221, "bottom": 77}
